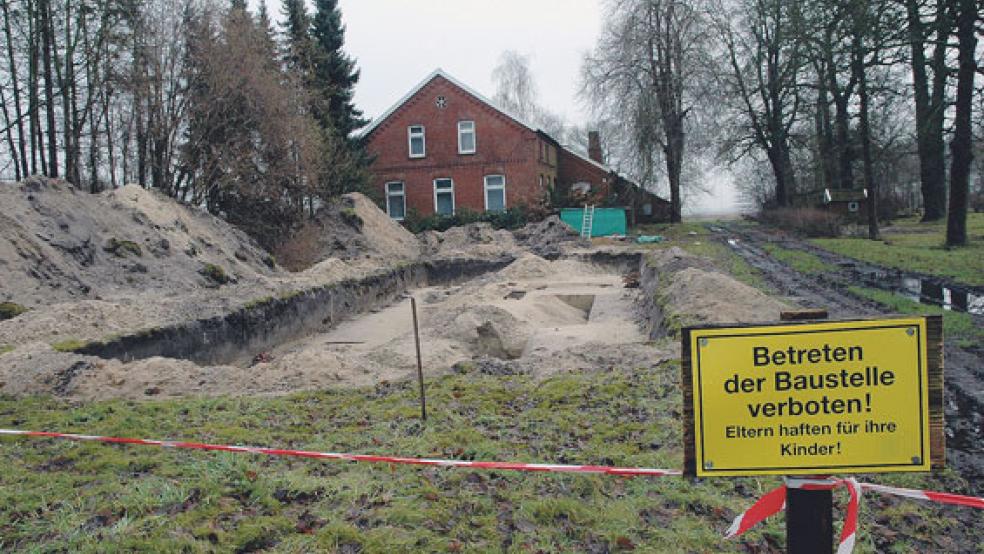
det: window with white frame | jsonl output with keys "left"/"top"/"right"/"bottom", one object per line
{"left": 484, "top": 175, "right": 506, "bottom": 212}
{"left": 433, "top": 178, "right": 454, "bottom": 216}
{"left": 458, "top": 121, "right": 476, "bottom": 154}
{"left": 386, "top": 181, "right": 406, "bottom": 220}
{"left": 408, "top": 125, "right": 425, "bottom": 158}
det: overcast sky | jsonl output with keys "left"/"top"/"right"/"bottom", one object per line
{"left": 338, "top": 0, "right": 602, "bottom": 124}
{"left": 258, "top": 0, "right": 742, "bottom": 214}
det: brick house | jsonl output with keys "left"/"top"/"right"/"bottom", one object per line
{"left": 362, "top": 69, "right": 667, "bottom": 222}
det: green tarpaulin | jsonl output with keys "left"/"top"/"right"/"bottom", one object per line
{"left": 560, "top": 208, "right": 628, "bottom": 237}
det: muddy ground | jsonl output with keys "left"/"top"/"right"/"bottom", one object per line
{"left": 714, "top": 222, "right": 984, "bottom": 495}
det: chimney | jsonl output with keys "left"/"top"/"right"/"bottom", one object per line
{"left": 588, "top": 131, "right": 604, "bottom": 164}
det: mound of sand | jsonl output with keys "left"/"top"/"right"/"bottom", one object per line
{"left": 513, "top": 215, "right": 591, "bottom": 258}
{"left": 497, "top": 252, "right": 605, "bottom": 281}
{"left": 0, "top": 177, "right": 280, "bottom": 310}
{"left": 658, "top": 267, "right": 791, "bottom": 327}
{"left": 419, "top": 222, "right": 518, "bottom": 260}
{"left": 275, "top": 192, "right": 420, "bottom": 270}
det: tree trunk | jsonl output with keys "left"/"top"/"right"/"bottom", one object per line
{"left": 906, "top": 0, "right": 948, "bottom": 221}
{"left": 0, "top": 84, "right": 19, "bottom": 180}
{"left": 945, "top": 0, "right": 977, "bottom": 246}
{"left": 40, "top": 0, "right": 58, "bottom": 178}
{"left": 853, "top": 30, "right": 878, "bottom": 240}
{"left": 27, "top": 0, "right": 42, "bottom": 175}
{"left": 2, "top": 0, "right": 29, "bottom": 178}
{"left": 665, "top": 114, "right": 684, "bottom": 223}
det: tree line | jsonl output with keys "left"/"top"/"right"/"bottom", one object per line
{"left": 0, "top": 0, "right": 367, "bottom": 249}
{"left": 582, "top": 0, "right": 981, "bottom": 245}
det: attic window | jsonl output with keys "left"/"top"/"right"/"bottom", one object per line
{"left": 408, "top": 125, "right": 425, "bottom": 158}
{"left": 435, "top": 96, "right": 447, "bottom": 109}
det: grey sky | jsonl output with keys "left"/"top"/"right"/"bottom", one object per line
{"left": 338, "top": 0, "right": 602, "bottom": 124}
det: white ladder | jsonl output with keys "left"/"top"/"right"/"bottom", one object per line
{"left": 580, "top": 204, "right": 595, "bottom": 238}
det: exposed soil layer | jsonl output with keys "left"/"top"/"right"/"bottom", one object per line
{"left": 0, "top": 177, "right": 280, "bottom": 309}
{"left": 713, "top": 222, "right": 984, "bottom": 496}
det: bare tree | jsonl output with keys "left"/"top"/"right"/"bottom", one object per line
{"left": 491, "top": 49, "right": 572, "bottom": 141}
{"left": 710, "top": 0, "right": 806, "bottom": 207}
{"left": 583, "top": 0, "right": 711, "bottom": 222}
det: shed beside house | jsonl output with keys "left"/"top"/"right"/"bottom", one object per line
{"left": 790, "top": 188, "right": 868, "bottom": 222}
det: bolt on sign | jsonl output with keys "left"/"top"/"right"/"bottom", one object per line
{"left": 681, "top": 316, "right": 944, "bottom": 477}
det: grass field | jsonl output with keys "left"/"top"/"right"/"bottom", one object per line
{"left": 812, "top": 213, "right": 984, "bottom": 286}
{"left": 759, "top": 243, "right": 836, "bottom": 275}
{"left": 0, "top": 361, "right": 973, "bottom": 553}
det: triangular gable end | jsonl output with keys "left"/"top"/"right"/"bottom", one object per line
{"left": 360, "top": 68, "right": 539, "bottom": 139}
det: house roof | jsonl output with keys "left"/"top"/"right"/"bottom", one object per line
{"left": 360, "top": 68, "right": 538, "bottom": 139}
{"left": 824, "top": 188, "right": 868, "bottom": 203}
{"left": 361, "top": 68, "right": 661, "bottom": 199}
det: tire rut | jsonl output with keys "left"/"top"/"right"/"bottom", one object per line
{"left": 711, "top": 222, "right": 984, "bottom": 495}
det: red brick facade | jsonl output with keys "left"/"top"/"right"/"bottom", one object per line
{"left": 364, "top": 70, "right": 620, "bottom": 219}
{"left": 365, "top": 73, "right": 544, "bottom": 218}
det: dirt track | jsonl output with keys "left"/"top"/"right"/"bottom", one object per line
{"left": 713, "top": 222, "right": 984, "bottom": 495}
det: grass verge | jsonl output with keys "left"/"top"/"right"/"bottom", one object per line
{"left": 636, "top": 222, "right": 769, "bottom": 291}
{"left": 847, "top": 286, "right": 984, "bottom": 349}
{"left": 0, "top": 364, "right": 972, "bottom": 552}
{"left": 812, "top": 213, "right": 984, "bottom": 286}
{"left": 760, "top": 243, "right": 836, "bottom": 274}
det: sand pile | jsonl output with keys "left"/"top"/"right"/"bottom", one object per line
{"left": 646, "top": 247, "right": 791, "bottom": 329}
{"left": 513, "top": 215, "right": 591, "bottom": 258}
{"left": 0, "top": 177, "right": 279, "bottom": 310}
{"left": 497, "top": 252, "right": 605, "bottom": 281}
{"left": 275, "top": 192, "right": 420, "bottom": 270}
{"left": 419, "top": 222, "right": 518, "bottom": 260}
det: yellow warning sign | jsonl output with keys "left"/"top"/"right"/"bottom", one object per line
{"left": 689, "top": 318, "right": 931, "bottom": 476}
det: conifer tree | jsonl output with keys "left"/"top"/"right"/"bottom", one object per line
{"left": 310, "top": 0, "right": 368, "bottom": 138}
{"left": 281, "top": 0, "right": 313, "bottom": 73}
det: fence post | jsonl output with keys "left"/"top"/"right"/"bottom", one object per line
{"left": 411, "top": 296, "right": 426, "bottom": 422}
{"left": 780, "top": 309, "right": 832, "bottom": 553}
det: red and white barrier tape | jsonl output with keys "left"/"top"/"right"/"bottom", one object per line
{"left": 726, "top": 476, "right": 984, "bottom": 553}
{"left": 0, "top": 428, "right": 681, "bottom": 477}
{"left": 3, "top": 427, "right": 982, "bottom": 551}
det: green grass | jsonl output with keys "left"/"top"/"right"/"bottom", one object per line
{"left": 200, "top": 263, "right": 231, "bottom": 285}
{"left": 0, "top": 302, "right": 29, "bottom": 321}
{"left": 50, "top": 339, "right": 89, "bottom": 353}
{"left": 760, "top": 243, "right": 836, "bottom": 274}
{"left": 0, "top": 364, "right": 971, "bottom": 552}
{"left": 847, "top": 286, "right": 984, "bottom": 349}
{"left": 0, "top": 344, "right": 13, "bottom": 355}
{"left": 102, "top": 238, "right": 143, "bottom": 258}
{"left": 636, "top": 222, "right": 769, "bottom": 291}
{"left": 812, "top": 213, "right": 984, "bottom": 286}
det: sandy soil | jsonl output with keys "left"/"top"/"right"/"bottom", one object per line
{"left": 0, "top": 178, "right": 279, "bottom": 309}
{"left": 0, "top": 254, "right": 672, "bottom": 401}
{"left": 275, "top": 192, "right": 421, "bottom": 270}
{"left": 647, "top": 247, "right": 792, "bottom": 327}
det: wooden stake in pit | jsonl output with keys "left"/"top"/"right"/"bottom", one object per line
{"left": 411, "top": 296, "right": 427, "bottom": 422}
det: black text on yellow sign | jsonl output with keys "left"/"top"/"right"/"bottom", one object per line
{"left": 690, "top": 318, "right": 931, "bottom": 476}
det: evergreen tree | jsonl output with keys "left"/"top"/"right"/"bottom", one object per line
{"left": 281, "top": 0, "right": 312, "bottom": 73}
{"left": 310, "top": 0, "right": 368, "bottom": 137}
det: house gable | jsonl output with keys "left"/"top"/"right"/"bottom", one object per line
{"left": 362, "top": 69, "right": 535, "bottom": 141}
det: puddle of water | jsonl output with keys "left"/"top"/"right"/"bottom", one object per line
{"left": 897, "top": 278, "right": 983, "bottom": 315}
